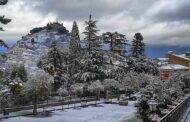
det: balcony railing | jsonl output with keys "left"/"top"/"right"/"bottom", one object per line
{"left": 158, "top": 94, "right": 190, "bottom": 122}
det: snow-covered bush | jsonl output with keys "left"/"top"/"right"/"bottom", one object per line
{"left": 88, "top": 80, "right": 104, "bottom": 93}
{"left": 105, "top": 64, "right": 126, "bottom": 82}
{"left": 122, "top": 71, "right": 139, "bottom": 92}
{"left": 70, "top": 83, "right": 84, "bottom": 97}
{"left": 23, "top": 71, "right": 53, "bottom": 97}
{"left": 103, "top": 79, "right": 121, "bottom": 92}
{"left": 170, "top": 71, "right": 190, "bottom": 94}
{"left": 57, "top": 87, "right": 69, "bottom": 97}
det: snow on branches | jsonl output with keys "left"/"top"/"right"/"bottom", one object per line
{"left": 88, "top": 80, "right": 104, "bottom": 93}
{"left": 103, "top": 79, "right": 122, "bottom": 91}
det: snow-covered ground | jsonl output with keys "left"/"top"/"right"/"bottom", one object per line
{"left": 1, "top": 101, "right": 136, "bottom": 122}
{"left": 185, "top": 112, "right": 190, "bottom": 122}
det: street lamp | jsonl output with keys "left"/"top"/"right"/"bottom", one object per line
{"left": 148, "top": 99, "right": 158, "bottom": 112}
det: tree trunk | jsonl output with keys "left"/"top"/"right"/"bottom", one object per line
{"left": 110, "top": 35, "right": 113, "bottom": 52}
{"left": 106, "top": 90, "right": 109, "bottom": 100}
{"left": 33, "top": 93, "right": 37, "bottom": 115}
{"left": 62, "top": 96, "right": 64, "bottom": 111}
{"left": 97, "top": 89, "right": 100, "bottom": 100}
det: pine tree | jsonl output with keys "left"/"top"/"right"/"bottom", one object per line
{"left": 131, "top": 32, "right": 145, "bottom": 57}
{"left": 74, "top": 50, "right": 106, "bottom": 84}
{"left": 102, "top": 32, "right": 128, "bottom": 56}
{"left": 69, "top": 21, "right": 81, "bottom": 54}
{"left": 72, "top": 15, "right": 107, "bottom": 84}
{"left": 83, "top": 14, "right": 99, "bottom": 54}
{"left": 0, "top": 0, "right": 11, "bottom": 48}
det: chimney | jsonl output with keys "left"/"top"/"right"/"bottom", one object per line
{"left": 166, "top": 51, "right": 174, "bottom": 58}
{"left": 168, "top": 51, "right": 174, "bottom": 54}
{"left": 185, "top": 51, "right": 190, "bottom": 58}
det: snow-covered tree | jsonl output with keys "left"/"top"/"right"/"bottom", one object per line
{"left": 70, "top": 15, "right": 107, "bottom": 86}
{"left": 131, "top": 32, "right": 145, "bottom": 57}
{"left": 38, "top": 43, "right": 70, "bottom": 90}
{"left": 122, "top": 71, "right": 139, "bottom": 93}
{"left": 2, "top": 64, "right": 28, "bottom": 84}
{"left": 103, "top": 79, "right": 121, "bottom": 91}
{"left": 23, "top": 71, "right": 53, "bottom": 115}
{"left": 16, "top": 64, "right": 27, "bottom": 82}
{"left": 88, "top": 80, "right": 104, "bottom": 93}
{"left": 68, "top": 21, "right": 82, "bottom": 81}
{"left": 137, "top": 75, "right": 162, "bottom": 121}
{"left": 57, "top": 87, "right": 69, "bottom": 110}
{"left": 70, "top": 83, "right": 84, "bottom": 97}
{"left": 47, "top": 42, "right": 64, "bottom": 91}
{"left": 102, "top": 32, "right": 128, "bottom": 56}
{"left": 47, "top": 42, "right": 63, "bottom": 74}
{"left": 106, "top": 62, "right": 126, "bottom": 82}
{"left": 0, "top": 0, "right": 11, "bottom": 48}
{"left": 3, "top": 64, "right": 17, "bottom": 82}
{"left": 83, "top": 14, "right": 100, "bottom": 54}
{"left": 126, "top": 56, "right": 158, "bottom": 75}
{"left": 88, "top": 80, "right": 104, "bottom": 100}
{"left": 73, "top": 51, "right": 106, "bottom": 84}
{"left": 170, "top": 71, "right": 190, "bottom": 94}
{"left": 9, "top": 77, "right": 23, "bottom": 94}
{"left": 69, "top": 21, "right": 81, "bottom": 54}
{"left": 57, "top": 87, "right": 69, "bottom": 97}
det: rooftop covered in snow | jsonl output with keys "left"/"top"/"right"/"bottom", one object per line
{"left": 159, "top": 64, "right": 189, "bottom": 70}
{"left": 168, "top": 51, "right": 190, "bottom": 61}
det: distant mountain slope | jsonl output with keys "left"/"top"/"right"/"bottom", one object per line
{"left": 0, "top": 22, "right": 70, "bottom": 73}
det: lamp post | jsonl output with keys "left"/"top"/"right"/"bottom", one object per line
{"left": 148, "top": 99, "right": 158, "bottom": 112}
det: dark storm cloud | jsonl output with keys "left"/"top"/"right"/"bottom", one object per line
{"left": 28, "top": 0, "right": 157, "bottom": 20}
{"left": 153, "top": 0, "right": 190, "bottom": 23}
{"left": 1, "top": 0, "right": 190, "bottom": 46}
{"left": 145, "top": 28, "right": 190, "bottom": 46}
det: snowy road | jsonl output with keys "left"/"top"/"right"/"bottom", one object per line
{"left": 1, "top": 101, "right": 136, "bottom": 122}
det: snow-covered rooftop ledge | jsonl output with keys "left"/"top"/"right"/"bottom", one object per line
{"left": 173, "top": 54, "right": 190, "bottom": 61}
{"left": 159, "top": 64, "right": 189, "bottom": 70}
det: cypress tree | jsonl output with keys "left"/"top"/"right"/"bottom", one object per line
{"left": 69, "top": 21, "right": 81, "bottom": 78}
{"left": 69, "top": 21, "right": 81, "bottom": 54}
{"left": 131, "top": 32, "right": 145, "bottom": 57}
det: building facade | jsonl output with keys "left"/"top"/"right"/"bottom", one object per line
{"left": 158, "top": 51, "right": 190, "bottom": 80}
{"left": 167, "top": 51, "right": 190, "bottom": 71}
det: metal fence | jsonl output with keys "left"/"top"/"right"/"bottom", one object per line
{"left": 158, "top": 95, "right": 190, "bottom": 122}
{"left": 0, "top": 93, "right": 97, "bottom": 117}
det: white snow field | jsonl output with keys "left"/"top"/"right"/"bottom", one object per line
{"left": 1, "top": 101, "right": 136, "bottom": 122}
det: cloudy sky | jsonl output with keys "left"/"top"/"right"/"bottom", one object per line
{"left": 0, "top": 0, "right": 190, "bottom": 46}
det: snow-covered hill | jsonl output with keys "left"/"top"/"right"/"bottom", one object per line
{"left": 1, "top": 22, "right": 70, "bottom": 73}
